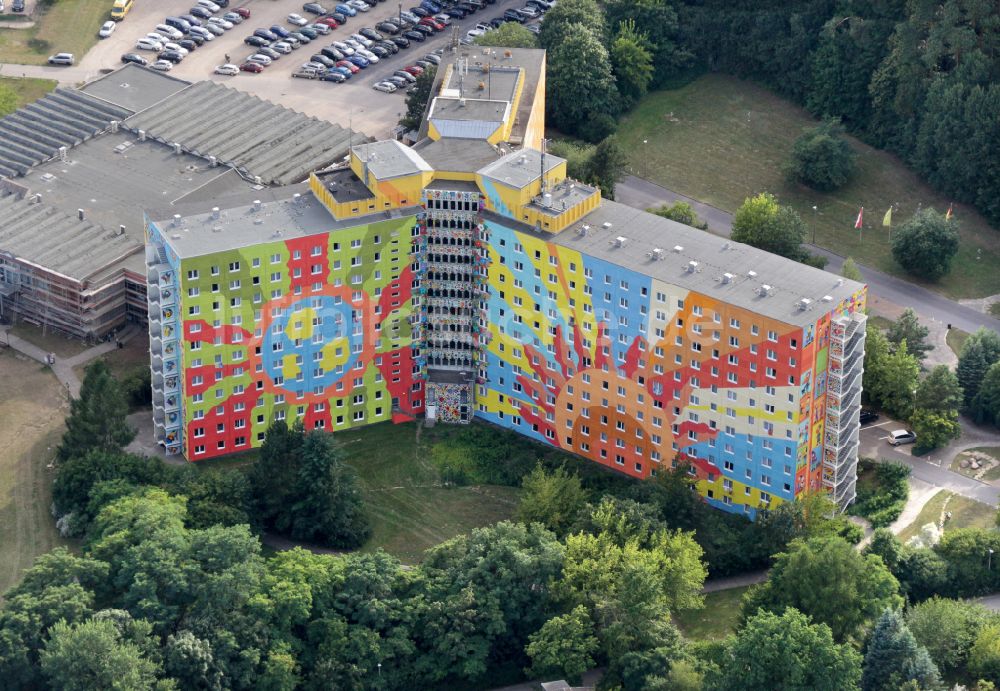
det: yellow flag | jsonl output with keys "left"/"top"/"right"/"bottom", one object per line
{"left": 883, "top": 208, "right": 892, "bottom": 227}
{"left": 946, "top": 203, "right": 954, "bottom": 220}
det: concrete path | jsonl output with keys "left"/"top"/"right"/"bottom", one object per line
{"left": 615, "top": 175, "right": 1000, "bottom": 336}
{"left": 0, "top": 323, "right": 141, "bottom": 397}
{"left": 888, "top": 478, "right": 942, "bottom": 536}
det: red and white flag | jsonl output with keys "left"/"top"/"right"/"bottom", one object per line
{"left": 854, "top": 206, "right": 864, "bottom": 229}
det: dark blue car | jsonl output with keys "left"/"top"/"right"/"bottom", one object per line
{"left": 270, "top": 25, "right": 292, "bottom": 38}
{"left": 346, "top": 54, "right": 369, "bottom": 68}
{"left": 420, "top": 0, "right": 441, "bottom": 13}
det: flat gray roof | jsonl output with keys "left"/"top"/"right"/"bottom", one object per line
{"left": 352, "top": 139, "right": 431, "bottom": 179}
{"left": 527, "top": 177, "right": 598, "bottom": 216}
{"left": 441, "top": 61, "right": 521, "bottom": 105}
{"left": 124, "top": 80, "right": 363, "bottom": 185}
{"left": 79, "top": 64, "right": 191, "bottom": 114}
{"left": 430, "top": 97, "right": 508, "bottom": 123}
{"left": 0, "top": 189, "right": 139, "bottom": 282}
{"left": 480, "top": 147, "right": 564, "bottom": 190}
{"left": 412, "top": 137, "right": 499, "bottom": 173}
{"left": 424, "top": 178, "right": 480, "bottom": 193}
{"left": 0, "top": 88, "right": 132, "bottom": 179}
{"left": 551, "top": 200, "right": 864, "bottom": 327}
{"left": 317, "top": 167, "right": 375, "bottom": 203}
{"left": 154, "top": 188, "right": 421, "bottom": 259}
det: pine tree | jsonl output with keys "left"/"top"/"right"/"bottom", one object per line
{"left": 887, "top": 309, "right": 932, "bottom": 361}
{"left": 971, "top": 361, "right": 1000, "bottom": 427}
{"left": 57, "top": 360, "right": 135, "bottom": 462}
{"left": 862, "top": 609, "right": 942, "bottom": 691}
{"left": 957, "top": 329, "right": 1000, "bottom": 408}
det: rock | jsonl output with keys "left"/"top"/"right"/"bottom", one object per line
{"left": 971, "top": 461, "right": 981, "bottom": 470}
{"left": 961, "top": 459, "right": 971, "bottom": 468}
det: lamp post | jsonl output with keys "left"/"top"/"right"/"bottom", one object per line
{"left": 642, "top": 139, "right": 648, "bottom": 179}
{"left": 812, "top": 205, "right": 818, "bottom": 244}
{"left": 989, "top": 548, "right": 995, "bottom": 571}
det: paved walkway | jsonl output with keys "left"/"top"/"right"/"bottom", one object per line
{"left": 888, "top": 478, "right": 943, "bottom": 536}
{"left": 0, "top": 323, "right": 141, "bottom": 397}
{"left": 616, "top": 176, "right": 1000, "bottom": 336}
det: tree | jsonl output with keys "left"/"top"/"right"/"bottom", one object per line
{"left": 603, "top": 0, "right": 692, "bottom": 87}
{"left": 648, "top": 201, "right": 708, "bottom": 229}
{"left": 914, "top": 365, "right": 962, "bottom": 412}
{"left": 731, "top": 192, "right": 809, "bottom": 262}
{"left": 588, "top": 136, "right": 628, "bottom": 198}
{"left": 40, "top": 618, "right": 161, "bottom": 691}
{"left": 958, "top": 329, "right": 1000, "bottom": 408}
{"left": 538, "top": 0, "right": 604, "bottom": 51}
{"left": 545, "top": 24, "right": 619, "bottom": 141}
{"left": 841, "top": 257, "right": 864, "bottom": 282}
{"left": 57, "top": 360, "right": 135, "bottom": 461}
{"left": 861, "top": 609, "right": 941, "bottom": 691}
{"left": 288, "top": 431, "right": 370, "bottom": 548}
{"left": 971, "top": 624, "right": 1000, "bottom": 686}
{"left": 516, "top": 464, "right": 587, "bottom": 537}
{"left": 887, "top": 309, "right": 933, "bottom": 361}
{"left": 399, "top": 66, "right": 436, "bottom": 131}
{"left": 864, "top": 333, "right": 920, "bottom": 420}
{"left": 0, "top": 85, "right": 17, "bottom": 118}
{"left": 474, "top": 22, "right": 538, "bottom": 48}
{"left": 971, "top": 361, "right": 1000, "bottom": 427}
{"left": 715, "top": 608, "right": 862, "bottom": 691}
{"left": 525, "top": 606, "right": 598, "bottom": 685}
{"left": 891, "top": 209, "right": 960, "bottom": 281}
{"left": 865, "top": 528, "right": 904, "bottom": 572}
{"left": 907, "top": 597, "right": 992, "bottom": 676}
{"left": 610, "top": 20, "right": 654, "bottom": 107}
{"left": 910, "top": 408, "right": 961, "bottom": 453}
{"left": 740, "top": 536, "right": 903, "bottom": 642}
{"left": 935, "top": 528, "right": 1000, "bottom": 597}
{"left": 786, "top": 119, "right": 857, "bottom": 191}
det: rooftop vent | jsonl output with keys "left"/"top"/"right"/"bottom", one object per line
{"left": 721, "top": 272, "right": 735, "bottom": 284}
{"left": 211, "top": 207, "right": 220, "bottom": 220}
{"left": 208, "top": 155, "right": 218, "bottom": 167}
{"left": 798, "top": 298, "right": 813, "bottom": 311}
{"left": 32, "top": 194, "right": 42, "bottom": 204}
{"left": 722, "top": 242, "right": 731, "bottom": 250}
{"left": 253, "top": 176, "right": 263, "bottom": 186}
{"left": 77, "top": 208, "right": 84, "bottom": 221}
{"left": 747, "top": 270, "right": 758, "bottom": 278}
{"left": 172, "top": 214, "right": 182, "bottom": 227}
{"left": 758, "top": 284, "right": 773, "bottom": 297}
{"left": 172, "top": 142, "right": 182, "bottom": 155}
{"left": 119, "top": 225, "right": 126, "bottom": 236}
{"left": 212, "top": 226, "right": 223, "bottom": 233}
{"left": 138, "top": 130, "right": 146, "bottom": 142}
{"left": 292, "top": 193, "right": 301, "bottom": 203}
{"left": 110, "top": 120, "right": 119, "bottom": 133}
{"left": 648, "top": 248, "right": 665, "bottom": 261}
{"left": 253, "top": 200, "right": 262, "bottom": 212}
{"left": 822, "top": 295, "right": 833, "bottom": 302}
{"left": 602, "top": 222, "right": 613, "bottom": 230}
{"left": 836, "top": 278, "right": 845, "bottom": 286}
{"left": 687, "top": 261, "right": 699, "bottom": 273}
{"left": 612, "top": 236, "right": 627, "bottom": 247}
{"left": 59, "top": 146, "right": 67, "bottom": 162}
{"left": 577, "top": 224, "right": 590, "bottom": 236}
{"left": 673, "top": 245, "right": 684, "bottom": 253}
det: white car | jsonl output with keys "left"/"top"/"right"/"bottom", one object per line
{"left": 287, "top": 13, "right": 309, "bottom": 25}
{"left": 373, "top": 81, "right": 397, "bottom": 92}
{"left": 196, "top": 0, "right": 221, "bottom": 12}
{"left": 301, "top": 61, "right": 326, "bottom": 71}
{"left": 136, "top": 37, "right": 164, "bottom": 51}
{"left": 271, "top": 41, "right": 293, "bottom": 54}
{"left": 189, "top": 26, "right": 215, "bottom": 40}
{"left": 99, "top": 21, "right": 116, "bottom": 38}
{"left": 247, "top": 53, "right": 272, "bottom": 65}
{"left": 358, "top": 48, "right": 378, "bottom": 63}
{"left": 214, "top": 63, "right": 240, "bottom": 75}
{"left": 162, "top": 42, "right": 189, "bottom": 55}
{"left": 155, "top": 24, "right": 184, "bottom": 40}
{"left": 207, "top": 16, "right": 234, "bottom": 29}
{"left": 202, "top": 22, "right": 225, "bottom": 35}
{"left": 347, "top": 0, "right": 370, "bottom": 11}
{"left": 150, "top": 59, "right": 174, "bottom": 71}
{"left": 467, "top": 27, "right": 485, "bottom": 38}
{"left": 309, "top": 22, "right": 330, "bottom": 34}
{"left": 350, "top": 33, "right": 372, "bottom": 47}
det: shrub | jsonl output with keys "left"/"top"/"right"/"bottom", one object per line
{"left": 848, "top": 458, "right": 910, "bottom": 527}
{"left": 891, "top": 208, "right": 959, "bottom": 281}
{"left": 648, "top": 201, "right": 709, "bottom": 229}
{"left": 786, "top": 119, "right": 857, "bottom": 191}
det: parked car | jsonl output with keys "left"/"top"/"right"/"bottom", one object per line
{"left": 502, "top": 8, "right": 525, "bottom": 21}
{"left": 330, "top": 65, "right": 353, "bottom": 78}
{"left": 189, "top": 6, "right": 213, "bottom": 19}
{"left": 414, "top": 58, "right": 433, "bottom": 69}
{"left": 288, "top": 12, "right": 310, "bottom": 25}
{"left": 158, "top": 50, "right": 185, "bottom": 64}
{"left": 254, "top": 28, "right": 278, "bottom": 40}
{"left": 301, "top": 60, "right": 327, "bottom": 70}
{"left": 293, "top": 68, "right": 320, "bottom": 78}
{"left": 349, "top": 32, "right": 372, "bottom": 46}
{"left": 346, "top": 53, "right": 369, "bottom": 67}
{"left": 309, "top": 22, "right": 331, "bottom": 34}
{"left": 303, "top": 2, "right": 328, "bottom": 13}
{"left": 46, "top": 52, "right": 74, "bottom": 66}
{"left": 196, "top": 0, "right": 221, "bottom": 12}
{"left": 299, "top": 26, "right": 319, "bottom": 38}
{"left": 150, "top": 59, "right": 174, "bottom": 71}
{"left": 386, "top": 75, "right": 409, "bottom": 88}
{"left": 466, "top": 26, "right": 485, "bottom": 38}
{"left": 859, "top": 409, "right": 880, "bottom": 425}
{"left": 321, "top": 70, "right": 347, "bottom": 82}
{"left": 247, "top": 53, "right": 273, "bottom": 65}
{"left": 402, "top": 64, "right": 423, "bottom": 75}
{"left": 376, "top": 21, "right": 400, "bottom": 33}
{"left": 223, "top": 11, "right": 244, "bottom": 24}
{"left": 258, "top": 46, "right": 281, "bottom": 59}
{"left": 422, "top": 52, "right": 440, "bottom": 64}
{"left": 245, "top": 35, "right": 271, "bottom": 47}
{"left": 11, "top": 0, "right": 24, "bottom": 12}
{"left": 215, "top": 63, "right": 240, "bottom": 75}
{"left": 189, "top": 26, "right": 215, "bottom": 40}
{"left": 390, "top": 34, "right": 410, "bottom": 48}
{"left": 399, "top": 10, "right": 420, "bottom": 22}
{"left": 164, "top": 18, "right": 192, "bottom": 33}
{"left": 888, "top": 429, "right": 917, "bottom": 446}
{"left": 402, "top": 29, "right": 426, "bottom": 41}
{"left": 269, "top": 24, "right": 291, "bottom": 38}
{"left": 178, "top": 39, "right": 199, "bottom": 51}
{"left": 121, "top": 53, "right": 148, "bottom": 65}
{"left": 360, "top": 27, "right": 383, "bottom": 40}
{"left": 208, "top": 16, "right": 234, "bottom": 29}
{"left": 283, "top": 35, "right": 302, "bottom": 47}
{"left": 99, "top": 21, "right": 116, "bottom": 38}
{"left": 373, "top": 81, "right": 397, "bottom": 92}
{"left": 240, "top": 61, "right": 264, "bottom": 72}
{"left": 347, "top": 0, "right": 371, "bottom": 11}
{"left": 162, "top": 42, "right": 189, "bottom": 55}
{"left": 136, "top": 37, "right": 163, "bottom": 51}
{"left": 271, "top": 41, "right": 293, "bottom": 54}
{"left": 202, "top": 22, "right": 225, "bottom": 35}
{"left": 332, "top": 40, "right": 354, "bottom": 54}
{"left": 377, "top": 39, "right": 399, "bottom": 53}
{"left": 336, "top": 59, "right": 360, "bottom": 73}
{"left": 419, "top": 16, "right": 444, "bottom": 30}
{"left": 234, "top": 6, "right": 251, "bottom": 18}
{"left": 317, "top": 16, "right": 339, "bottom": 27}
{"left": 289, "top": 31, "right": 312, "bottom": 43}
{"left": 432, "top": 13, "right": 452, "bottom": 25}
{"left": 320, "top": 46, "right": 344, "bottom": 60}
{"left": 393, "top": 69, "right": 416, "bottom": 82}
{"left": 525, "top": 0, "right": 551, "bottom": 9}
{"left": 310, "top": 53, "right": 336, "bottom": 67}
{"left": 180, "top": 13, "right": 204, "bottom": 26}
{"left": 156, "top": 23, "right": 185, "bottom": 40}
{"left": 517, "top": 5, "right": 539, "bottom": 18}
{"left": 370, "top": 44, "right": 389, "bottom": 57}
{"left": 330, "top": 10, "right": 348, "bottom": 23}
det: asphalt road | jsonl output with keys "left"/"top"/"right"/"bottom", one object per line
{"left": 616, "top": 175, "right": 1000, "bottom": 335}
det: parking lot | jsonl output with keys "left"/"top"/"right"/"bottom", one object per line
{"left": 80, "top": 0, "right": 536, "bottom": 138}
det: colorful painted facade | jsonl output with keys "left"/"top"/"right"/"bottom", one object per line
{"left": 146, "top": 47, "right": 866, "bottom": 516}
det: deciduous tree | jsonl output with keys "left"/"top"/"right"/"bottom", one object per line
{"left": 525, "top": 605, "right": 598, "bottom": 685}
{"left": 546, "top": 24, "right": 619, "bottom": 141}
{"left": 474, "top": 22, "right": 537, "bottom": 49}
{"left": 842, "top": 256, "right": 864, "bottom": 281}
{"left": 610, "top": 20, "right": 653, "bottom": 106}
{"left": 40, "top": 618, "right": 161, "bottom": 691}
{"left": 731, "top": 192, "right": 809, "bottom": 262}
{"left": 907, "top": 597, "right": 992, "bottom": 676}
{"left": 786, "top": 119, "right": 857, "bottom": 191}
{"left": 891, "top": 209, "right": 959, "bottom": 281}
{"left": 517, "top": 464, "right": 588, "bottom": 537}
{"left": 888, "top": 309, "right": 933, "bottom": 361}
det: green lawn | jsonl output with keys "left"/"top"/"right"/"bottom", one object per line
{"left": 869, "top": 315, "right": 893, "bottom": 332}
{"left": 674, "top": 586, "right": 748, "bottom": 641}
{"left": 0, "top": 350, "right": 70, "bottom": 599}
{"left": 0, "top": 0, "right": 106, "bottom": 65}
{"left": 8, "top": 323, "right": 89, "bottom": 359}
{"left": 947, "top": 328, "right": 971, "bottom": 358}
{"left": 898, "top": 491, "right": 995, "bottom": 543}
{"left": 0, "top": 75, "right": 56, "bottom": 111}
{"left": 618, "top": 74, "right": 1000, "bottom": 299}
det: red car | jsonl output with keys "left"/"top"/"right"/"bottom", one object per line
{"left": 234, "top": 6, "right": 251, "bottom": 18}
{"left": 240, "top": 61, "right": 264, "bottom": 72}
{"left": 336, "top": 59, "right": 359, "bottom": 73}
{"left": 317, "top": 16, "right": 338, "bottom": 27}
{"left": 419, "top": 17, "right": 444, "bottom": 30}
{"left": 402, "top": 64, "right": 423, "bottom": 76}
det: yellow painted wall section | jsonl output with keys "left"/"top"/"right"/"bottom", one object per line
{"left": 522, "top": 55, "right": 546, "bottom": 150}
{"left": 493, "top": 68, "right": 525, "bottom": 144}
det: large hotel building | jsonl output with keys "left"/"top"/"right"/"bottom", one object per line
{"left": 146, "top": 47, "right": 866, "bottom": 517}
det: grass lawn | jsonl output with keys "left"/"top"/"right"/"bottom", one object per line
{"left": 950, "top": 447, "right": 1000, "bottom": 482}
{"left": 0, "top": 350, "right": 70, "bottom": 598}
{"left": 991, "top": 303, "right": 1000, "bottom": 318}
{"left": 898, "top": 491, "right": 995, "bottom": 543}
{"left": 8, "top": 323, "right": 88, "bottom": 359}
{"left": 674, "top": 586, "right": 748, "bottom": 641}
{"left": 947, "top": 328, "right": 971, "bottom": 358}
{"left": 0, "top": 0, "right": 105, "bottom": 66}
{"left": 869, "top": 315, "right": 893, "bottom": 332}
{"left": 0, "top": 75, "right": 56, "bottom": 111}
{"left": 73, "top": 336, "right": 149, "bottom": 382}
{"left": 618, "top": 74, "right": 1000, "bottom": 299}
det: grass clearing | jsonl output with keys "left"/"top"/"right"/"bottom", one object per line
{"left": 947, "top": 328, "right": 971, "bottom": 358}
{"left": 869, "top": 315, "right": 893, "bottom": 332}
{"left": 0, "top": 75, "right": 56, "bottom": 110}
{"left": 674, "top": 586, "right": 748, "bottom": 641}
{"left": 0, "top": 350, "right": 70, "bottom": 597}
{"left": 950, "top": 447, "right": 1000, "bottom": 482}
{"left": 898, "top": 491, "right": 995, "bottom": 543}
{"left": 73, "top": 336, "right": 149, "bottom": 382}
{"left": 619, "top": 74, "right": 1000, "bottom": 299}
{"left": 8, "top": 323, "right": 88, "bottom": 359}
{"left": 0, "top": 0, "right": 105, "bottom": 65}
